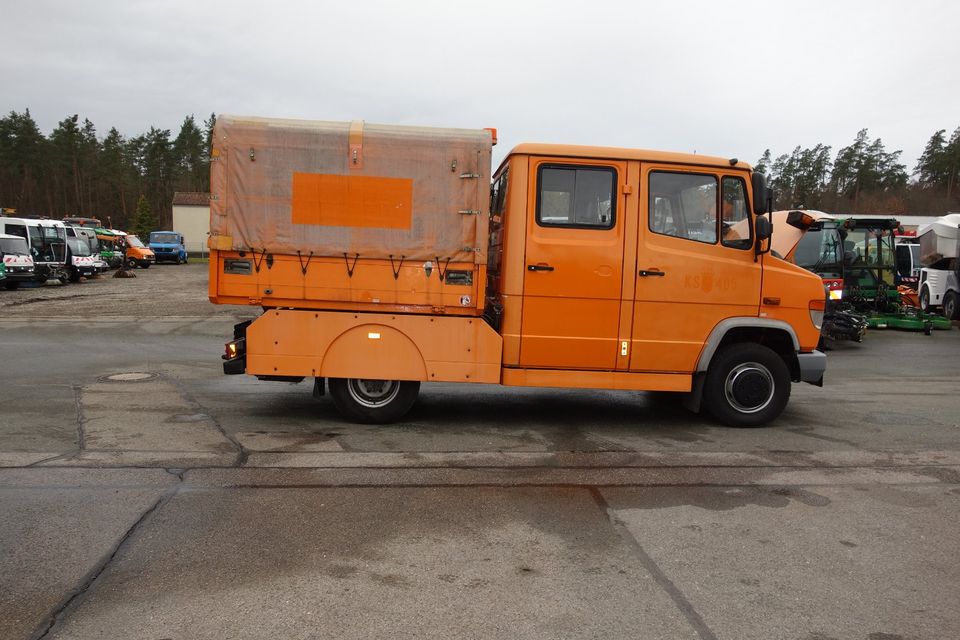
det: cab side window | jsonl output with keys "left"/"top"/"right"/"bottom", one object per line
{"left": 490, "top": 170, "right": 508, "bottom": 217}
{"left": 649, "top": 172, "right": 717, "bottom": 244}
{"left": 720, "top": 176, "right": 753, "bottom": 250}
{"left": 5, "top": 224, "right": 27, "bottom": 240}
{"left": 537, "top": 165, "right": 616, "bottom": 229}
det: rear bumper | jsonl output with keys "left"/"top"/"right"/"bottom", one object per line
{"left": 797, "top": 350, "right": 827, "bottom": 386}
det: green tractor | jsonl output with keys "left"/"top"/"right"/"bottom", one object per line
{"left": 836, "top": 217, "right": 951, "bottom": 333}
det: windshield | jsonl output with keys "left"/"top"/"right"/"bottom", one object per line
{"left": 0, "top": 237, "right": 30, "bottom": 255}
{"left": 32, "top": 225, "right": 66, "bottom": 262}
{"left": 150, "top": 232, "right": 179, "bottom": 244}
{"left": 126, "top": 235, "right": 145, "bottom": 248}
{"left": 67, "top": 237, "right": 92, "bottom": 256}
{"left": 844, "top": 227, "right": 896, "bottom": 287}
{"left": 792, "top": 224, "right": 843, "bottom": 278}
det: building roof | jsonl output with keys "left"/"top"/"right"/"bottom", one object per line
{"left": 172, "top": 192, "right": 210, "bottom": 206}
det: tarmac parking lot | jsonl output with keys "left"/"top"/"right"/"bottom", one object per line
{"left": 1, "top": 263, "right": 959, "bottom": 640}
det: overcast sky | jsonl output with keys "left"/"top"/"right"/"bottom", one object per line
{"left": 3, "top": 0, "right": 958, "bottom": 172}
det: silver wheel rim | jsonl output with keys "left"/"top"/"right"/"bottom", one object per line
{"left": 724, "top": 362, "right": 775, "bottom": 414}
{"left": 347, "top": 379, "right": 400, "bottom": 408}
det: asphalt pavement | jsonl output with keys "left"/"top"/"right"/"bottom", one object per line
{"left": 1, "top": 264, "right": 959, "bottom": 640}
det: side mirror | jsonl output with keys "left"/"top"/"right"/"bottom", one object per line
{"left": 751, "top": 173, "right": 770, "bottom": 215}
{"left": 755, "top": 215, "right": 772, "bottom": 241}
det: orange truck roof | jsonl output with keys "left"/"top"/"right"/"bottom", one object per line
{"left": 500, "top": 143, "right": 753, "bottom": 173}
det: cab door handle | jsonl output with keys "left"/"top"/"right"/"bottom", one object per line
{"left": 639, "top": 269, "right": 665, "bottom": 277}
{"left": 527, "top": 264, "right": 555, "bottom": 272}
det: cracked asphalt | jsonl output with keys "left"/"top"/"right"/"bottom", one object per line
{"left": 1, "top": 264, "right": 959, "bottom": 640}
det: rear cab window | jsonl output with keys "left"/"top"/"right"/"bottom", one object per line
{"left": 537, "top": 165, "right": 616, "bottom": 229}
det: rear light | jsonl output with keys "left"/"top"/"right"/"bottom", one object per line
{"left": 822, "top": 278, "right": 844, "bottom": 300}
{"left": 809, "top": 298, "right": 826, "bottom": 330}
{"left": 223, "top": 339, "right": 244, "bottom": 360}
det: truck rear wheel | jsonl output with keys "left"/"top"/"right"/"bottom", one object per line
{"left": 328, "top": 378, "right": 420, "bottom": 424}
{"left": 944, "top": 291, "right": 959, "bottom": 320}
{"left": 702, "top": 343, "right": 791, "bottom": 428}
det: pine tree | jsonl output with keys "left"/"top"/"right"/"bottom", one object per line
{"left": 133, "top": 194, "right": 157, "bottom": 239}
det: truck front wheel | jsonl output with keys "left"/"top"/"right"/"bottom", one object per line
{"left": 702, "top": 343, "right": 791, "bottom": 428}
{"left": 328, "top": 378, "right": 420, "bottom": 424}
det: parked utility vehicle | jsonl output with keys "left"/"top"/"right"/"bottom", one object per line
{"left": 0, "top": 217, "right": 67, "bottom": 283}
{"left": 211, "top": 116, "right": 827, "bottom": 427}
{"left": 918, "top": 213, "right": 960, "bottom": 320}
{"left": 65, "top": 226, "right": 108, "bottom": 274}
{"left": 121, "top": 233, "right": 155, "bottom": 269}
{"left": 148, "top": 231, "right": 187, "bottom": 263}
{"left": 0, "top": 233, "right": 36, "bottom": 289}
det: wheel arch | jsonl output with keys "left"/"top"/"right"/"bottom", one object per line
{"left": 320, "top": 324, "right": 428, "bottom": 381}
{"left": 695, "top": 318, "right": 800, "bottom": 380}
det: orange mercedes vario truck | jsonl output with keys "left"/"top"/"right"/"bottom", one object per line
{"left": 210, "top": 115, "right": 826, "bottom": 427}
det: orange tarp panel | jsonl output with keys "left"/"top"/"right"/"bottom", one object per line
{"left": 291, "top": 173, "right": 413, "bottom": 229}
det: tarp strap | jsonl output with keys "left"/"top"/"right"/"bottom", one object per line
{"left": 435, "top": 256, "right": 452, "bottom": 281}
{"left": 389, "top": 254, "right": 405, "bottom": 280}
{"left": 297, "top": 250, "right": 314, "bottom": 275}
{"left": 251, "top": 247, "right": 268, "bottom": 273}
{"left": 343, "top": 252, "right": 360, "bottom": 278}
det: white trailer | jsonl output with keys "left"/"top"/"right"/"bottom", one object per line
{"left": 918, "top": 213, "right": 960, "bottom": 320}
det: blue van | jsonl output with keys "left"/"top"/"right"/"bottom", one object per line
{"left": 148, "top": 231, "right": 188, "bottom": 264}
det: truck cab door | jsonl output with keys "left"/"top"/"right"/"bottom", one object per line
{"left": 518, "top": 158, "right": 627, "bottom": 369}
{"left": 630, "top": 167, "right": 760, "bottom": 372}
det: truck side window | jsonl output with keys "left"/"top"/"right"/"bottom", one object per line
{"left": 5, "top": 224, "right": 27, "bottom": 240}
{"left": 491, "top": 170, "right": 508, "bottom": 217}
{"left": 649, "top": 172, "right": 717, "bottom": 244}
{"left": 720, "top": 176, "right": 752, "bottom": 250}
{"left": 537, "top": 165, "right": 616, "bottom": 229}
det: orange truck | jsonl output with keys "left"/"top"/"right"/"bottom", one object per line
{"left": 210, "top": 115, "right": 826, "bottom": 427}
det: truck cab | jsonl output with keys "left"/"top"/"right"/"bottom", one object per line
{"left": 65, "top": 225, "right": 109, "bottom": 274}
{"left": 148, "top": 231, "right": 187, "bottom": 263}
{"left": 0, "top": 233, "right": 36, "bottom": 290}
{"left": 118, "top": 232, "right": 155, "bottom": 269}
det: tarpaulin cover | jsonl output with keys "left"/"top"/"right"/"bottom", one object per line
{"left": 209, "top": 115, "right": 492, "bottom": 263}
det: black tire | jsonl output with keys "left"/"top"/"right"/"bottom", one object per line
{"left": 919, "top": 286, "right": 931, "bottom": 313}
{"left": 4, "top": 281, "right": 19, "bottom": 290}
{"left": 68, "top": 271, "right": 81, "bottom": 283}
{"left": 141, "top": 262, "right": 151, "bottom": 269}
{"left": 944, "top": 291, "right": 959, "bottom": 320}
{"left": 328, "top": 378, "right": 420, "bottom": 424}
{"left": 702, "top": 343, "right": 791, "bottom": 428}
{"left": 126, "top": 258, "right": 137, "bottom": 269}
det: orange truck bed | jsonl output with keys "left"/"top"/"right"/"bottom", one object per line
{"left": 208, "top": 115, "right": 494, "bottom": 315}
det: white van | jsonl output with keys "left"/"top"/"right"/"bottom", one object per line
{"left": 0, "top": 233, "right": 36, "bottom": 290}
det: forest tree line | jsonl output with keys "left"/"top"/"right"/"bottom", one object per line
{"left": 2, "top": 110, "right": 960, "bottom": 231}
{"left": 755, "top": 127, "right": 960, "bottom": 215}
{"left": 0, "top": 110, "right": 213, "bottom": 231}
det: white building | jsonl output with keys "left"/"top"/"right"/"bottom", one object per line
{"left": 171, "top": 192, "right": 210, "bottom": 256}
